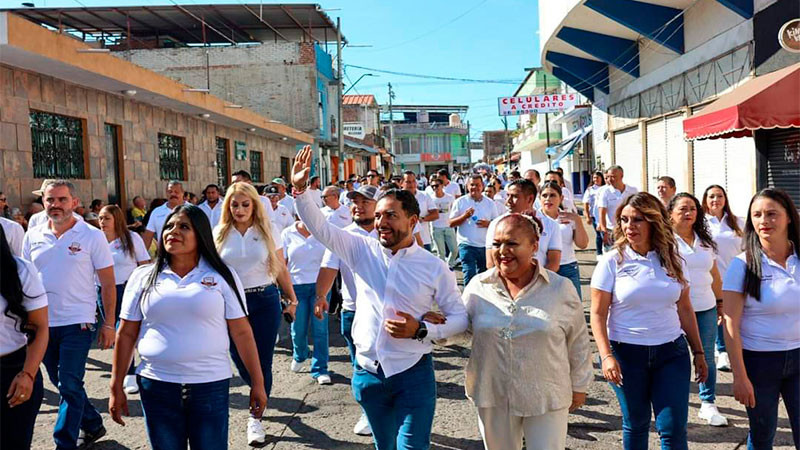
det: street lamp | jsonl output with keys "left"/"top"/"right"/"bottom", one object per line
{"left": 343, "top": 73, "right": 378, "bottom": 95}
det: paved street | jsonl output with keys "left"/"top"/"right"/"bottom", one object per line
{"left": 31, "top": 243, "right": 795, "bottom": 450}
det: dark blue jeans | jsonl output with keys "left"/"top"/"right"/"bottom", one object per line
{"left": 592, "top": 218, "right": 603, "bottom": 255}
{"left": 458, "top": 244, "right": 486, "bottom": 287}
{"left": 230, "top": 285, "right": 282, "bottom": 396}
{"left": 352, "top": 354, "right": 437, "bottom": 450}
{"left": 97, "top": 284, "right": 135, "bottom": 375}
{"left": 1, "top": 346, "right": 44, "bottom": 450}
{"left": 42, "top": 324, "right": 104, "bottom": 450}
{"left": 291, "top": 283, "right": 329, "bottom": 378}
{"left": 716, "top": 324, "right": 727, "bottom": 353}
{"left": 610, "top": 337, "right": 691, "bottom": 450}
{"left": 341, "top": 308, "right": 357, "bottom": 367}
{"left": 557, "top": 261, "right": 582, "bottom": 299}
{"left": 743, "top": 348, "right": 800, "bottom": 450}
{"left": 695, "top": 308, "right": 718, "bottom": 403}
{"left": 138, "top": 376, "right": 230, "bottom": 450}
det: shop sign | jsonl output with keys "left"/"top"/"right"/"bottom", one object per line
{"left": 779, "top": 19, "right": 800, "bottom": 53}
{"left": 343, "top": 122, "right": 365, "bottom": 139}
{"left": 456, "top": 156, "right": 470, "bottom": 164}
{"left": 498, "top": 93, "right": 578, "bottom": 116}
{"left": 421, "top": 153, "right": 451, "bottom": 162}
{"left": 395, "top": 154, "right": 420, "bottom": 163}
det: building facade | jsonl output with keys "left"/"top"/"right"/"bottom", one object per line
{"left": 342, "top": 94, "right": 391, "bottom": 178}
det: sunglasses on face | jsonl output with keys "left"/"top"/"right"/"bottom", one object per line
{"left": 367, "top": 174, "right": 378, "bottom": 178}
{"left": 431, "top": 185, "right": 440, "bottom": 189}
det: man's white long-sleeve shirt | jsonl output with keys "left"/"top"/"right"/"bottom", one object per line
{"left": 295, "top": 190, "right": 468, "bottom": 377}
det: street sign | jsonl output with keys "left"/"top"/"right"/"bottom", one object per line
{"left": 497, "top": 93, "right": 578, "bottom": 116}
{"left": 779, "top": 19, "right": 800, "bottom": 53}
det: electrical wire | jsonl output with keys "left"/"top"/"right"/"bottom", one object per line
{"left": 344, "top": 64, "right": 521, "bottom": 85}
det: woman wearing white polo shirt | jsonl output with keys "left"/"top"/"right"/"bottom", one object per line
{"left": 591, "top": 192, "right": 707, "bottom": 450}
{"left": 0, "top": 227, "right": 49, "bottom": 450}
{"left": 540, "top": 181, "right": 588, "bottom": 298}
{"left": 109, "top": 205, "right": 266, "bottom": 450}
{"left": 722, "top": 189, "right": 800, "bottom": 450}
{"left": 98, "top": 205, "right": 151, "bottom": 394}
{"left": 282, "top": 212, "right": 331, "bottom": 385}
{"left": 214, "top": 182, "right": 298, "bottom": 446}
{"left": 702, "top": 184, "right": 745, "bottom": 371}
{"left": 668, "top": 193, "right": 727, "bottom": 427}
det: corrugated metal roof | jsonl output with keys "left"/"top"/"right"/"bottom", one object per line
{"left": 343, "top": 95, "right": 376, "bottom": 106}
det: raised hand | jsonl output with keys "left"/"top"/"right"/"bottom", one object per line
{"left": 291, "top": 145, "right": 313, "bottom": 190}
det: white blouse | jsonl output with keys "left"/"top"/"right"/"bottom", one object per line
{"left": 106, "top": 233, "right": 150, "bottom": 285}
{"left": 0, "top": 257, "right": 48, "bottom": 356}
{"left": 707, "top": 214, "right": 745, "bottom": 276}
{"left": 281, "top": 223, "right": 327, "bottom": 285}
{"left": 215, "top": 225, "right": 282, "bottom": 289}
{"left": 676, "top": 232, "right": 717, "bottom": 312}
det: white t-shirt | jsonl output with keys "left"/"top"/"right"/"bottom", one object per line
{"left": 485, "top": 212, "right": 563, "bottom": 267}
{"left": 271, "top": 204, "right": 295, "bottom": 233}
{"left": 281, "top": 224, "right": 327, "bottom": 285}
{"left": 106, "top": 233, "right": 150, "bottom": 285}
{"left": 120, "top": 259, "right": 246, "bottom": 383}
{"left": 198, "top": 200, "right": 223, "bottom": 229}
{"left": 707, "top": 214, "right": 745, "bottom": 276}
{"left": 0, "top": 257, "right": 48, "bottom": 356}
{"left": 591, "top": 247, "right": 685, "bottom": 346}
{"left": 215, "top": 225, "right": 282, "bottom": 289}
{"left": 320, "top": 223, "right": 376, "bottom": 311}
{"left": 1, "top": 216, "right": 24, "bottom": 256}
{"left": 555, "top": 215, "right": 578, "bottom": 265}
{"left": 597, "top": 184, "right": 639, "bottom": 228}
{"left": 278, "top": 195, "right": 295, "bottom": 216}
{"left": 722, "top": 252, "right": 800, "bottom": 351}
{"left": 443, "top": 181, "right": 461, "bottom": 198}
{"left": 23, "top": 220, "right": 114, "bottom": 326}
{"left": 28, "top": 210, "right": 83, "bottom": 229}
{"left": 415, "top": 191, "right": 437, "bottom": 245}
{"left": 676, "top": 233, "right": 717, "bottom": 312}
{"left": 431, "top": 194, "right": 455, "bottom": 229}
{"left": 145, "top": 202, "right": 180, "bottom": 243}
{"left": 339, "top": 190, "right": 352, "bottom": 207}
{"left": 322, "top": 205, "right": 353, "bottom": 229}
{"left": 582, "top": 184, "right": 603, "bottom": 220}
{"left": 450, "top": 195, "right": 500, "bottom": 247}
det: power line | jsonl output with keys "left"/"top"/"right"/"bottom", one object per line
{"left": 345, "top": 64, "right": 521, "bottom": 85}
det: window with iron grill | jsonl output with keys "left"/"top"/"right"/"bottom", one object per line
{"left": 158, "top": 133, "right": 185, "bottom": 180}
{"left": 250, "top": 151, "right": 263, "bottom": 183}
{"left": 216, "top": 137, "right": 229, "bottom": 189}
{"left": 30, "top": 111, "right": 86, "bottom": 179}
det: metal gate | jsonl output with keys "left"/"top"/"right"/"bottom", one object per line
{"left": 765, "top": 128, "right": 800, "bottom": 206}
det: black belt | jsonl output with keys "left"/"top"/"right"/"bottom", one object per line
{"left": 244, "top": 284, "right": 272, "bottom": 294}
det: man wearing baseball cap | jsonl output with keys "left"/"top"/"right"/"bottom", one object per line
{"left": 264, "top": 185, "right": 293, "bottom": 233}
{"left": 28, "top": 180, "right": 83, "bottom": 229}
{"left": 272, "top": 177, "right": 295, "bottom": 216}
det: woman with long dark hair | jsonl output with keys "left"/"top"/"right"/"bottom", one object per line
{"left": 98, "top": 205, "right": 150, "bottom": 394}
{"left": 722, "top": 188, "right": 800, "bottom": 449}
{"left": 668, "top": 193, "right": 727, "bottom": 427}
{"left": 701, "top": 184, "right": 744, "bottom": 371}
{"left": 539, "top": 181, "right": 588, "bottom": 297}
{"left": 591, "top": 192, "right": 707, "bottom": 449}
{"left": 108, "top": 205, "right": 267, "bottom": 450}
{"left": 0, "top": 226, "right": 49, "bottom": 449}
{"left": 583, "top": 171, "right": 606, "bottom": 259}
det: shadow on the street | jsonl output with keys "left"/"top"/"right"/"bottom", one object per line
{"left": 430, "top": 432, "right": 483, "bottom": 449}
{"left": 435, "top": 381, "right": 467, "bottom": 401}
{"left": 268, "top": 414, "right": 374, "bottom": 449}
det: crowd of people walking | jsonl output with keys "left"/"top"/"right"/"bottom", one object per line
{"left": 1, "top": 145, "right": 798, "bottom": 450}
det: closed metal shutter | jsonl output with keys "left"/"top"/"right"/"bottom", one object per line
{"left": 693, "top": 138, "right": 727, "bottom": 196}
{"left": 646, "top": 118, "right": 667, "bottom": 193}
{"left": 614, "top": 126, "right": 643, "bottom": 191}
{"left": 766, "top": 128, "right": 800, "bottom": 206}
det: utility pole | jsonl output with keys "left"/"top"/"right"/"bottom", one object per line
{"left": 466, "top": 120, "right": 471, "bottom": 172}
{"left": 336, "top": 16, "right": 343, "bottom": 184}
{"left": 502, "top": 117, "right": 510, "bottom": 171}
{"left": 544, "top": 72, "right": 552, "bottom": 170}
{"left": 388, "top": 82, "right": 395, "bottom": 162}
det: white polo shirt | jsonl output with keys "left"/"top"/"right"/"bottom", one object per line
{"left": 120, "top": 259, "right": 246, "bottom": 384}
{"left": 282, "top": 223, "right": 327, "bottom": 285}
{"left": 198, "top": 200, "right": 223, "bottom": 229}
{"left": 555, "top": 216, "right": 578, "bottom": 265}
{"left": 22, "top": 220, "right": 114, "bottom": 326}
{"left": 271, "top": 203, "right": 295, "bottom": 233}
{"left": 1, "top": 216, "right": 24, "bottom": 256}
{"left": 106, "top": 233, "right": 151, "bottom": 285}
{"left": 583, "top": 184, "right": 603, "bottom": 220}
{"left": 591, "top": 247, "right": 685, "bottom": 346}
{"left": 278, "top": 195, "right": 295, "bottom": 216}
{"left": 322, "top": 205, "right": 353, "bottom": 229}
{"left": 485, "top": 211, "right": 563, "bottom": 267}
{"left": 215, "top": 225, "right": 281, "bottom": 289}
{"left": 320, "top": 223, "right": 377, "bottom": 312}
{"left": 443, "top": 181, "right": 461, "bottom": 198}
{"left": 676, "top": 233, "right": 717, "bottom": 312}
{"left": 414, "top": 191, "right": 437, "bottom": 245}
{"left": 707, "top": 214, "right": 745, "bottom": 276}
{"left": 723, "top": 252, "right": 800, "bottom": 351}
{"left": 145, "top": 202, "right": 181, "bottom": 243}
{"left": 28, "top": 210, "right": 83, "bottom": 229}
{"left": 431, "top": 194, "right": 455, "bottom": 229}
{"left": 0, "top": 257, "right": 48, "bottom": 356}
{"left": 450, "top": 195, "right": 500, "bottom": 247}
{"left": 597, "top": 184, "right": 639, "bottom": 228}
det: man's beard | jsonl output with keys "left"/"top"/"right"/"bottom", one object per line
{"left": 378, "top": 227, "right": 409, "bottom": 248}
{"left": 355, "top": 217, "right": 374, "bottom": 226}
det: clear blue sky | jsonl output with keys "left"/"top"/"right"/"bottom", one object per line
{"left": 26, "top": 0, "right": 541, "bottom": 142}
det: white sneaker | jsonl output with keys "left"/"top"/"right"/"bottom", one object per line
{"left": 123, "top": 375, "right": 139, "bottom": 394}
{"left": 247, "top": 417, "right": 267, "bottom": 446}
{"left": 290, "top": 360, "right": 304, "bottom": 373}
{"left": 353, "top": 413, "right": 372, "bottom": 436}
{"left": 317, "top": 374, "right": 332, "bottom": 385}
{"left": 717, "top": 351, "right": 731, "bottom": 371}
{"left": 698, "top": 402, "right": 728, "bottom": 427}
{"left": 596, "top": 254, "right": 603, "bottom": 261}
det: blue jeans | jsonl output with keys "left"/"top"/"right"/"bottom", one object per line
{"left": 42, "top": 324, "right": 104, "bottom": 450}
{"left": 557, "top": 261, "right": 582, "bottom": 299}
{"left": 716, "top": 324, "right": 727, "bottom": 352}
{"left": 432, "top": 227, "right": 457, "bottom": 266}
{"left": 341, "top": 309, "right": 357, "bottom": 367}
{"left": 138, "top": 376, "right": 229, "bottom": 450}
{"left": 97, "top": 284, "right": 135, "bottom": 375}
{"left": 743, "top": 348, "right": 800, "bottom": 450}
{"left": 610, "top": 337, "right": 691, "bottom": 450}
{"left": 458, "top": 244, "right": 486, "bottom": 287}
{"left": 230, "top": 285, "right": 282, "bottom": 396}
{"left": 695, "top": 307, "right": 718, "bottom": 403}
{"left": 352, "top": 354, "right": 437, "bottom": 450}
{"left": 592, "top": 218, "right": 603, "bottom": 255}
{"left": 423, "top": 243, "right": 432, "bottom": 252}
{"left": 291, "top": 283, "right": 329, "bottom": 378}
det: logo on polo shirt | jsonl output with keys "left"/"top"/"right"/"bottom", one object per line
{"left": 68, "top": 242, "right": 82, "bottom": 255}
{"left": 201, "top": 276, "right": 218, "bottom": 288}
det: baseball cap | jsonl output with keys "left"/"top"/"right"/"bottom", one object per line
{"left": 271, "top": 178, "right": 286, "bottom": 186}
{"left": 85, "top": 212, "right": 99, "bottom": 221}
{"left": 32, "top": 179, "right": 55, "bottom": 196}
{"left": 346, "top": 184, "right": 380, "bottom": 201}
{"left": 264, "top": 185, "right": 280, "bottom": 196}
